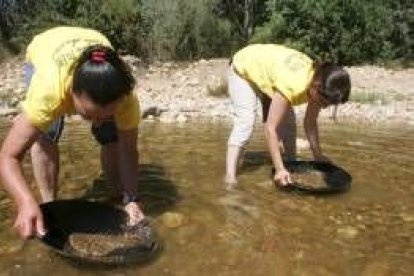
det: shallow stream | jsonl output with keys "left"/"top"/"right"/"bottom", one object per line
{"left": 0, "top": 119, "right": 412, "bottom": 275}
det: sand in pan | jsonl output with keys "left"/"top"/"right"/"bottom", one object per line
{"left": 68, "top": 231, "right": 145, "bottom": 257}
{"left": 291, "top": 166, "right": 327, "bottom": 188}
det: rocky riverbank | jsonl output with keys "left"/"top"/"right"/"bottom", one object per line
{"left": 0, "top": 56, "right": 413, "bottom": 124}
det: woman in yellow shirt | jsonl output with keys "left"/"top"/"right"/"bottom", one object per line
{"left": 0, "top": 26, "right": 144, "bottom": 238}
{"left": 225, "top": 44, "right": 351, "bottom": 186}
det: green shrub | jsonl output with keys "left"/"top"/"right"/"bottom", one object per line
{"left": 252, "top": 0, "right": 402, "bottom": 64}
{"left": 0, "top": 0, "right": 412, "bottom": 65}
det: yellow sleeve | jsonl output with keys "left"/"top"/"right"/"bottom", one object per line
{"left": 21, "top": 72, "right": 61, "bottom": 132}
{"left": 114, "top": 94, "right": 141, "bottom": 130}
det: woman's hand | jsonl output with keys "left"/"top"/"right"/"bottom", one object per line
{"left": 124, "top": 201, "right": 145, "bottom": 226}
{"left": 14, "top": 199, "right": 46, "bottom": 239}
{"left": 274, "top": 168, "right": 292, "bottom": 186}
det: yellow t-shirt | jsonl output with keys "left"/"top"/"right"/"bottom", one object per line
{"left": 22, "top": 26, "right": 140, "bottom": 132}
{"left": 232, "top": 44, "right": 315, "bottom": 105}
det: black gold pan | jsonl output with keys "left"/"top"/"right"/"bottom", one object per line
{"left": 272, "top": 160, "right": 352, "bottom": 195}
{"left": 39, "top": 199, "right": 160, "bottom": 265}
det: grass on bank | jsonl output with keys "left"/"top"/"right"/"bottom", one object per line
{"left": 0, "top": 45, "right": 10, "bottom": 62}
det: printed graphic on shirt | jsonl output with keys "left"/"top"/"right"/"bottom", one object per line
{"left": 283, "top": 53, "right": 310, "bottom": 72}
{"left": 52, "top": 38, "right": 103, "bottom": 67}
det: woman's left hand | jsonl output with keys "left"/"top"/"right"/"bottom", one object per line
{"left": 124, "top": 202, "right": 145, "bottom": 226}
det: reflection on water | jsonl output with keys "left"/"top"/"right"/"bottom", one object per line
{"left": 0, "top": 119, "right": 413, "bottom": 275}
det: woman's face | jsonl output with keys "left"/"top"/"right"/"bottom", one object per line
{"left": 72, "top": 91, "right": 119, "bottom": 124}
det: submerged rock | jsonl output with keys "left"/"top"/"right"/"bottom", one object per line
{"left": 400, "top": 213, "right": 414, "bottom": 222}
{"left": 162, "top": 212, "right": 186, "bottom": 228}
{"left": 337, "top": 226, "right": 359, "bottom": 239}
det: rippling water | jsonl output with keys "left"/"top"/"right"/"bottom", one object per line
{"left": 0, "top": 119, "right": 412, "bottom": 275}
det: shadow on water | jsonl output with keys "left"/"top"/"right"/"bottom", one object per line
{"left": 138, "top": 164, "right": 180, "bottom": 216}
{"left": 0, "top": 119, "right": 413, "bottom": 275}
{"left": 80, "top": 163, "right": 180, "bottom": 217}
{"left": 239, "top": 150, "right": 272, "bottom": 174}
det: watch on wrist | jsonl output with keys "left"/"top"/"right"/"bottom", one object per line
{"left": 122, "top": 192, "right": 139, "bottom": 205}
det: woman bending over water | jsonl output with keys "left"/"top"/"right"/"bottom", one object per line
{"left": 225, "top": 44, "right": 351, "bottom": 186}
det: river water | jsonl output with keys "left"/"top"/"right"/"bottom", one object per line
{"left": 0, "top": 119, "right": 412, "bottom": 275}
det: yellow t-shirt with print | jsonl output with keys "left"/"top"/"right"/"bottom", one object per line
{"left": 232, "top": 44, "right": 315, "bottom": 105}
{"left": 22, "top": 26, "right": 140, "bottom": 132}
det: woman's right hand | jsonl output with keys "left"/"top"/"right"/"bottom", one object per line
{"left": 14, "top": 199, "right": 46, "bottom": 239}
{"left": 274, "top": 168, "right": 292, "bottom": 186}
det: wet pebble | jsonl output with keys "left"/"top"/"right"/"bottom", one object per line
{"left": 347, "top": 141, "right": 365, "bottom": 146}
{"left": 337, "top": 226, "right": 359, "bottom": 239}
{"left": 286, "top": 227, "right": 303, "bottom": 235}
{"left": 399, "top": 213, "right": 414, "bottom": 222}
{"left": 255, "top": 180, "right": 273, "bottom": 189}
{"left": 162, "top": 212, "right": 186, "bottom": 228}
{"left": 294, "top": 250, "right": 304, "bottom": 260}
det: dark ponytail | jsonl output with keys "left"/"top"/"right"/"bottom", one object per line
{"left": 317, "top": 62, "right": 351, "bottom": 105}
{"left": 72, "top": 45, "right": 135, "bottom": 106}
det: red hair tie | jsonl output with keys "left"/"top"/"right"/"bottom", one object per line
{"left": 91, "top": 51, "right": 106, "bottom": 63}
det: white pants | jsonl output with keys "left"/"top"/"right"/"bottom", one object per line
{"left": 227, "top": 65, "right": 297, "bottom": 157}
{"left": 227, "top": 65, "right": 259, "bottom": 147}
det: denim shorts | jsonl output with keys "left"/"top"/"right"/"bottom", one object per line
{"left": 24, "top": 63, "right": 118, "bottom": 145}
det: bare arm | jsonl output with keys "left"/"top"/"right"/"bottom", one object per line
{"left": 265, "top": 93, "right": 292, "bottom": 185}
{"left": 0, "top": 113, "right": 45, "bottom": 238}
{"left": 117, "top": 127, "right": 139, "bottom": 198}
{"left": 117, "top": 127, "right": 144, "bottom": 224}
{"left": 0, "top": 114, "right": 41, "bottom": 205}
{"left": 304, "top": 100, "right": 326, "bottom": 160}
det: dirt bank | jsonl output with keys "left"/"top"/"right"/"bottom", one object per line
{"left": 0, "top": 56, "right": 413, "bottom": 124}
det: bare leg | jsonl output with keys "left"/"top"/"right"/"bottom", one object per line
{"left": 225, "top": 145, "right": 243, "bottom": 185}
{"left": 277, "top": 106, "right": 297, "bottom": 160}
{"left": 30, "top": 138, "right": 59, "bottom": 203}
{"left": 237, "top": 146, "right": 245, "bottom": 168}
{"left": 101, "top": 142, "right": 121, "bottom": 201}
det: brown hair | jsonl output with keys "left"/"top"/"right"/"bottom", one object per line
{"left": 316, "top": 62, "right": 351, "bottom": 105}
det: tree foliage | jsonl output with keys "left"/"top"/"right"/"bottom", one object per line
{"left": 0, "top": 0, "right": 412, "bottom": 65}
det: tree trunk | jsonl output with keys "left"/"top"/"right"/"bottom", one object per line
{"left": 243, "top": 0, "right": 254, "bottom": 41}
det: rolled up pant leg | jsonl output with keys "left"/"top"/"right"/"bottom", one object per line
{"left": 227, "top": 66, "right": 258, "bottom": 147}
